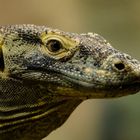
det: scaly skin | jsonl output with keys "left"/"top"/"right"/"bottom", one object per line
{"left": 0, "top": 25, "right": 139, "bottom": 140}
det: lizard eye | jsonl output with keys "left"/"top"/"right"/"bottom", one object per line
{"left": 46, "top": 39, "right": 62, "bottom": 53}
{"left": 41, "top": 32, "right": 79, "bottom": 59}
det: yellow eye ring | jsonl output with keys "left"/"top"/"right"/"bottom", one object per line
{"left": 40, "top": 32, "right": 79, "bottom": 60}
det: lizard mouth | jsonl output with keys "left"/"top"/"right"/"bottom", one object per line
{"left": 58, "top": 73, "right": 140, "bottom": 98}
{"left": 11, "top": 68, "right": 140, "bottom": 98}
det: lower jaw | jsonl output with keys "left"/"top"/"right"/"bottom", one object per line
{"left": 58, "top": 81, "right": 140, "bottom": 99}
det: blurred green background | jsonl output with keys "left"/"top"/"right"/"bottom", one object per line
{"left": 0, "top": 0, "right": 140, "bottom": 140}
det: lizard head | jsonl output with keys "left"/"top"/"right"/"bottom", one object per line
{"left": 0, "top": 25, "right": 139, "bottom": 140}
{"left": 1, "top": 25, "right": 140, "bottom": 99}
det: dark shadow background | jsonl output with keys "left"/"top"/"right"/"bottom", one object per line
{"left": 0, "top": 0, "right": 140, "bottom": 140}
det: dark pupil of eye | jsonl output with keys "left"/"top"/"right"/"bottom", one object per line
{"left": 114, "top": 63, "right": 125, "bottom": 70}
{"left": 47, "top": 40, "right": 62, "bottom": 52}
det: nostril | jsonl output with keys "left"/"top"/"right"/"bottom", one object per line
{"left": 114, "top": 63, "right": 125, "bottom": 71}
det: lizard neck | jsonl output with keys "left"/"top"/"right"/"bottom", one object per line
{"left": 0, "top": 78, "right": 82, "bottom": 140}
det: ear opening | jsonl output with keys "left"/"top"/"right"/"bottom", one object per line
{"left": 0, "top": 47, "right": 4, "bottom": 72}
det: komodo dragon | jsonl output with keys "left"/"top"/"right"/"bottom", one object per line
{"left": 0, "top": 25, "right": 139, "bottom": 140}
